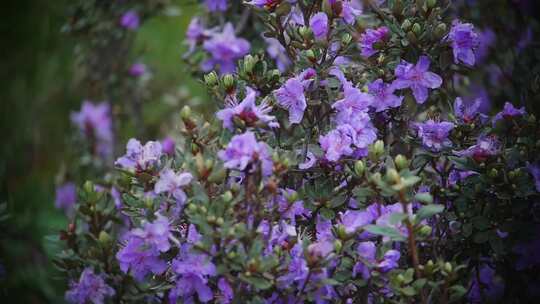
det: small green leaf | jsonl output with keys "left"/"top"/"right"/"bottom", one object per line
{"left": 239, "top": 275, "right": 273, "bottom": 290}
{"left": 364, "top": 225, "right": 406, "bottom": 241}
{"left": 414, "top": 192, "right": 433, "bottom": 204}
{"left": 389, "top": 212, "right": 408, "bottom": 225}
{"left": 413, "top": 278, "right": 427, "bottom": 290}
{"left": 416, "top": 204, "right": 444, "bottom": 222}
{"left": 400, "top": 286, "right": 417, "bottom": 296}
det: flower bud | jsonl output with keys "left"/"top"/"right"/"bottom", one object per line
{"left": 305, "top": 49, "right": 316, "bottom": 62}
{"left": 243, "top": 54, "right": 257, "bottom": 74}
{"left": 83, "top": 180, "right": 94, "bottom": 194}
{"left": 180, "top": 105, "right": 192, "bottom": 120}
{"left": 406, "top": 31, "right": 417, "bottom": 44}
{"left": 354, "top": 160, "right": 366, "bottom": 176}
{"left": 270, "top": 69, "right": 281, "bottom": 80}
{"left": 369, "top": 140, "right": 385, "bottom": 160}
{"left": 287, "top": 191, "right": 299, "bottom": 203}
{"left": 337, "top": 225, "right": 348, "bottom": 239}
{"left": 412, "top": 23, "right": 422, "bottom": 36}
{"left": 216, "top": 217, "right": 224, "bottom": 226}
{"left": 222, "top": 74, "right": 235, "bottom": 91}
{"left": 341, "top": 33, "right": 353, "bottom": 46}
{"left": 396, "top": 274, "right": 405, "bottom": 284}
{"left": 386, "top": 168, "right": 401, "bottom": 184}
{"left": 334, "top": 240, "right": 343, "bottom": 253}
{"left": 204, "top": 71, "right": 218, "bottom": 87}
{"left": 392, "top": 0, "right": 403, "bottom": 15}
{"left": 434, "top": 23, "right": 447, "bottom": 39}
{"left": 98, "top": 231, "right": 111, "bottom": 245}
{"left": 488, "top": 168, "right": 498, "bottom": 178}
{"left": 394, "top": 154, "right": 409, "bottom": 170}
{"left": 188, "top": 204, "right": 197, "bottom": 213}
{"left": 299, "top": 26, "right": 313, "bottom": 41}
{"left": 222, "top": 191, "right": 233, "bottom": 203}
{"left": 444, "top": 262, "right": 453, "bottom": 273}
{"left": 426, "top": 0, "right": 437, "bottom": 9}
{"left": 401, "top": 19, "right": 412, "bottom": 31}
{"left": 419, "top": 225, "right": 432, "bottom": 237}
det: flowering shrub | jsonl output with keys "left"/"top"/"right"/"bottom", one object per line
{"left": 55, "top": 0, "right": 540, "bottom": 303}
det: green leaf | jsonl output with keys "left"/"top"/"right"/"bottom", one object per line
{"left": 364, "top": 225, "right": 406, "bottom": 241}
{"left": 400, "top": 286, "right": 417, "bottom": 296}
{"left": 413, "top": 278, "right": 427, "bottom": 290}
{"left": 415, "top": 204, "right": 444, "bottom": 222}
{"left": 414, "top": 192, "right": 433, "bottom": 204}
{"left": 239, "top": 275, "right": 273, "bottom": 290}
{"left": 389, "top": 212, "right": 408, "bottom": 225}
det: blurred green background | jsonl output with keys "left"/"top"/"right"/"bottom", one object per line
{"left": 0, "top": 0, "right": 203, "bottom": 302}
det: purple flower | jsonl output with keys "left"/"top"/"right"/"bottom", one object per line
{"left": 493, "top": 102, "right": 526, "bottom": 124}
{"left": 319, "top": 125, "right": 355, "bottom": 162}
{"left": 359, "top": 26, "right": 389, "bottom": 58}
{"left": 310, "top": 12, "right": 328, "bottom": 40}
{"left": 392, "top": 56, "right": 443, "bottom": 104}
{"left": 71, "top": 101, "right": 113, "bottom": 157}
{"left": 377, "top": 250, "right": 400, "bottom": 272}
{"left": 218, "top": 131, "right": 273, "bottom": 177}
{"left": 455, "top": 136, "right": 500, "bottom": 162}
{"left": 454, "top": 97, "right": 486, "bottom": 124}
{"left": 528, "top": 162, "right": 540, "bottom": 192}
{"left": 265, "top": 37, "right": 291, "bottom": 72}
{"left": 278, "top": 243, "right": 309, "bottom": 285}
{"left": 247, "top": 0, "right": 280, "bottom": 9}
{"left": 154, "top": 168, "right": 193, "bottom": 204}
{"left": 447, "top": 20, "right": 479, "bottom": 66}
{"left": 205, "top": 0, "right": 228, "bottom": 12}
{"left": 217, "top": 87, "right": 278, "bottom": 130}
{"left": 330, "top": 67, "right": 373, "bottom": 123}
{"left": 120, "top": 10, "right": 140, "bottom": 30}
{"left": 340, "top": 0, "right": 363, "bottom": 24}
{"left": 270, "top": 189, "right": 311, "bottom": 223}
{"left": 415, "top": 120, "right": 455, "bottom": 152}
{"left": 203, "top": 23, "right": 250, "bottom": 74}
{"left": 131, "top": 213, "right": 172, "bottom": 252}
{"left": 368, "top": 79, "right": 403, "bottom": 112}
{"left": 476, "top": 28, "right": 496, "bottom": 63}
{"left": 353, "top": 241, "right": 376, "bottom": 279}
{"left": 186, "top": 18, "right": 212, "bottom": 52}
{"left": 129, "top": 63, "right": 147, "bottom": 77}
{"left": 338, "top": 209, "right": 374, "bottom": 234}
{"left": 116, "top": 235, "right": 167, "bottom": 281}
{"left": 170, "top": 252, "right": 217, "bottom": 303}
{"left": 341, "top": 112, "right": 378, "bottom": 149}
{"left": 161, "top": 137, "right": 175, "bottom": 156}
{"left": 469, "top": 264, "right": 505, "bottom": 303}
{"left": 274, "top": 69, "right": 316, "bottom": 124}
{"left": 55, "top": 182, "right": 77, "bottom": 212}
{"left": 115, "top": 139, "right": 163, "bottom": 172}
{"left": 65, "top": 268, "right": 115, "bottom": 304}
{"left": 218, "top": 278, "right": 234, "bottom": 303}
{"left": 299, "top": 151, "right": 317, "bottom": 170}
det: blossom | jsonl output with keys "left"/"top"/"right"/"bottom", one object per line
{"left": 217, "top": 87, "right": 278, "bottom": 130}
{"left": 278, "top": 243, "right": 309, "bottom": 285}
{"left": 115, "top": 139, "right": 162, "bottom": 171}
{"left": 527, "top": 162, "right": 540, "bottom": 192}
{"left": 203, "top": 23, "right": 250, "bottom": 74}
{"left": 186, "top": 18, "right": 211, "bottom": 52}
{"left": 130, "top": 214, "right": 171, "bottom": 252}
{"left": 338, "top": 209, "right": 374, "bottom": 234}
{"left": 415, "top": 120, "right": 455, "bottom": 151}
{"left": 154, "top": 169, "right": 193, "bottom": 204}
{"left": 205, "top": 0, "right": 228, "bottom": 12}
{"left": 71, "top": 101, "right": 113, "bottom": 157}
{"left": 454, "top": 97, "right": 486, "bottom": 124}
{"left": 367, "top": 79, "right": 403, "bottom": 112}
{"left": 218, "top": 278, "right": 234, "bottom": 303}
{"left": 359, "top": 27, "right": 389, "bottom": 58}
{"left": 468, "top": 264, "right": 505, "bottom": 303}
{"left": 116, "top": 235, "right": 167, "bottom": 281}
{"left": 265, "top": 37, "right": 291, "bottom": 72}
{"left": 65, "top": 268, "right": 115, "bottom": 304}
{"left": 476, "top": 28, "right": 496, "bottom": 63}
{"left": 353, "top": 241, "right": 376, "bottom": 279}
{"left": 492, "top": 102, "right": 526, "bottom": 124}
{"left": 218, "top": 131, "right": 273, "bottom": 176}
{"left": 161, "top": 137, "right": 175, "bottom": 156}
{"left": 274, "top": 69, "right": 316, "bottom": 124}
{"left": 338, "top": 0, "right": 363, "bottom": 24}
{"left": 270, "top": 189, "right": 311, "bottom": 223}
{"left": 341, "top": 112, "right": 378, "bottom": 149}
{"left": 392, "top": 56, "right": 443, "bottom": 104}
{"left": 455, "top": 136, "right": 500, "bottom": 162}
{"left": 330, "top": 68, "right": 373, "bottom": 123}
{"left": 247, "top": 0, "right": 281, "bottom": 9}
{"left": 170, "top": 252, "right": 217, "bottom": 303}
{"left": 319, "top": 125, "right": 356, "bottom": 162}
{"left": 120, "top": 10, "right": 140, "bottom": 30}
{"left": 377, "top": 250, "right": 400, "bottom": 272}
{"left": 310, "top": 12, "right": 328, "bottom": 40}
{"left": 129, "top": 63, "right": 147, "bottom": 77}
{"left": 447, "top": 20, "right": 479, "bottom": 66}
{"left": 55, "top": 182, "right": 77, "bottom": 212}
{"left": 299, "top": 151, "right": 317, "bottom": 170}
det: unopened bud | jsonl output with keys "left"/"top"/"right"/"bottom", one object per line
{"left": 334, "top": 239, "right": 343, "bottom": 253}
{"left": 287, "top": 191, "right": 299, "bottom": 203}
{"left": 98, "top": 231, "right": 111, "bottom": 244}
{"left": 419, "top": 225, "right": 432, "bottom": 237}
{"left": 426, "top": 0, "right": 437, "bottom": 9}
{"left": 489, "top": 168, "right": 498, "bottom": 178}
{"left": 270, "top": 69, "right": 281, "bottom": 80}
{"left": 305, "top": 49, "right": 316, "bottom": 62}
{"left": 412, "top": 23, "right": 422, "bottom": 36}
{"left": 83, "top": 180, "right": 94, "bottom": 194}
{"left": 180, "top": 105, "right": 192, "bottom": 120}
{"left": 444, "top": 262, "right": 452, "bottom": 273}
{"left": 204, "top": 71, "right": 218, "bottom": 87}
{"left": 222, "top": 74, "right": 235, "bottom": 90}
{"left": 299, "top": 26, "right": 313, "bottom": 40}
{"left": 370, "top": 140, "right": 385, "bottom": 160}
{"left": 401, "top": 19, "right": 412, "bottom": 31}
{"left": 434, "top": 23, "right": 447, "bottom": 39}
{"left": 394, "top": 154, "right": 409, "bottom": 170}
{"left": 222, "top": 191, "right": 233, "bottom": 203}
{"left": 387, "top": 168, "right": 401, "bottom": 184}
{"left": 243, "top": 55, "right": 257, "bottom": 74}
{"left": 354, "top": 160, "right": 366, "bottom": 176}
{"left": 216, "top": 217, "right": 224, "bottom": 226}
{"left": 397, "top": 274, "right": 405, "bottom": 283}
{"left": 341, "top": 33, "right": 352, "bottom": 46}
